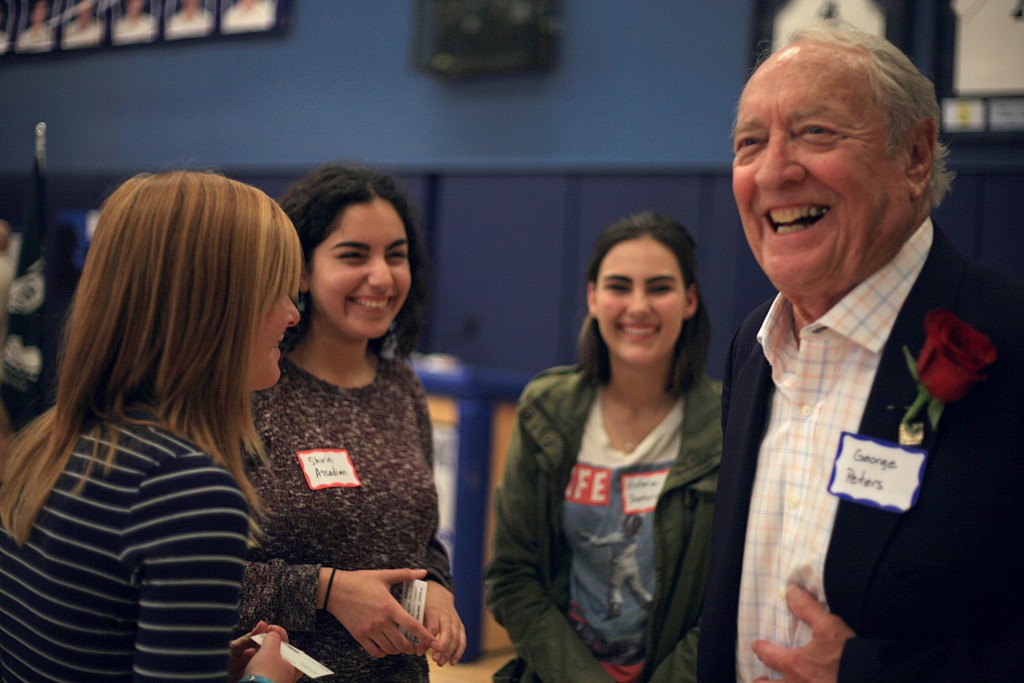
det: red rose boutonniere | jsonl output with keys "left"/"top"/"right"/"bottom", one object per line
{"left": 899, "top": 309, "right": 996, "bottom": 445}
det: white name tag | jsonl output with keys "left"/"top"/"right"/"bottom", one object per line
{"left": 399, "top": 578, "right": 428, "bottom": 645}
{"left": 828, "top": 432, "right": 927, "bottom": 512}
{"left": 620, "top": 469, "right": 670, "bottom": 514}
{"left": 296, "top": 449, "right": 361, "bottom": 490}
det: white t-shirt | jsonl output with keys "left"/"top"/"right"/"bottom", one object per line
{"left": 112, "top": 13, "right": 157, "bottom": 44}
{"left": 221, "top": 0, "right": 275, "bottom": 33}
{"left": 165, "top": 7, "right": 213, "bottom": 39}
{"left": 62, "top": 19, "right": 103, "bottom": 49}
{"left": 15, "top": 25, "right": 54, "bottom": 52}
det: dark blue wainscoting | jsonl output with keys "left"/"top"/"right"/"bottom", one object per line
{"left": 0, "top": 168, "right": 1020, "bottom": 395}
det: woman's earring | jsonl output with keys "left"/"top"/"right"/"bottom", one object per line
{"left": 297, "top": 292, "right": 308, "bottom": 314}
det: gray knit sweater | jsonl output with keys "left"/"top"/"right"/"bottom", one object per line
{"left": 239, "top": 356, "right": 454, "bottom": 682}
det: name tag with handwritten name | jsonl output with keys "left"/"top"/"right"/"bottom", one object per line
{"left": 828, "top": 432, "right": 927, "bottom": 512}
{"left": 296, "top": 448, "right": 362, "bottom": 490}
{"left": 621, "top": 469, "right": 670, "bottom": 514}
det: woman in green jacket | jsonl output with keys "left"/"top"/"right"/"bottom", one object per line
{"left": 486, "top": 212, "right": 721, "bottom": 683}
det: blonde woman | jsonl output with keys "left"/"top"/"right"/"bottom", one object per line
{"left": 0, "top": 171, "right": 301, "bottom": 683}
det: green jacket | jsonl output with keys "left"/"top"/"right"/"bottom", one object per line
{"left": 485, "top": 366, "right": 722, "bottom": 683}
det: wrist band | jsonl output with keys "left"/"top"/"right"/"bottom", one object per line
{"left": 239, "top": 675, "right": 274, "bottom": 683}
{"left": 322, "top": 567, "right": 337, "bottom": 610}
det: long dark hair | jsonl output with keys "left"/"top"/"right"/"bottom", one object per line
{"left": 277, "top": 163, "right": 428, "bottom": 357}
{"left": 577, "top": 211, "right": 710, "bottom": 394}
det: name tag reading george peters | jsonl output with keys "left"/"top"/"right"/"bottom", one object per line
{"left": 828, "top": 431, "right": 928, "bottom": 513}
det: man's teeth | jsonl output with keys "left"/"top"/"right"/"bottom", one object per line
{"left": 777, "top": 223, "right": 807, "bottom": 235}
{"left": 769, "top": 206, "right": 829, "bottom": 233}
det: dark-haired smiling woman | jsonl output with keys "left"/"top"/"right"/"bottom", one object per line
{"left": 486, "top": 212, "right": 722, "bottom": 683}
{"left": 237, "top": 163, "right": 465, "bottom": 682}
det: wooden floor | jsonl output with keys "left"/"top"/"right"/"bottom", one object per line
{"left": 429, "top": 648, "right": 514, "bottom": 683}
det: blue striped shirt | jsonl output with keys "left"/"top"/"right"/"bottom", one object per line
{"left": 0, "top": 423, "right": 250, "bottom": 682}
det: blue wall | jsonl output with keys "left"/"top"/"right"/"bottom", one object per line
{"left": 0, "top": 2, "right": 750, "bottom": 172}
{"left": 1, "top": 2, "right": 1022, "bottom": 381}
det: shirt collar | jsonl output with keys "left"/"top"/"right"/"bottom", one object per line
{"left": 758, "top": 218, "right": 933, "bottom": 358}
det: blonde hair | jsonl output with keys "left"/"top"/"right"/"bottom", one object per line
{"left": 0, "top": 171, "right": 302, "bottom": 544}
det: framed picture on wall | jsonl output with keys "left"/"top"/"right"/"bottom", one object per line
{"left": 61, "top": 0, "right": 106, "bottom": 52}
{"left": 0, "top": 0, "right": 295, "bottom": 59}
{"left": 15, "top": 0, "right": 57, "bottom": 54}
{"left": 752, "top": 0, "right": 911, "bottom": 62}
{"left": 221, "top": 0, "right": 278, "bottom": 34}
{"left": 163, "top": 0, "right": 215, "bottom": 41}
{"left": 111, "top": 0, "right": 161, "bottom": 46}
{"left": 935, "top": 0, "right": 1024, "bottom": 138}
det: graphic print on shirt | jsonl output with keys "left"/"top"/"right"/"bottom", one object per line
{"left": 563, "top": 460, "right": 671, "bottom": 673}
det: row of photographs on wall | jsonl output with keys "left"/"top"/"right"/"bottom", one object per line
{"left": 0, "top": 0, "right": 293, "bottom": 56}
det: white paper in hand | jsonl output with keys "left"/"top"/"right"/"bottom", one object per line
{"left": 250, "top": 632, "right": 333, "bottom": 679}
{"left": 399, "top": 578, "right": 428, "bottom": 644}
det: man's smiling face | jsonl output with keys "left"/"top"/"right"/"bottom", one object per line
{"left": 732, "top": 40, "right": 931, "bottom": 326}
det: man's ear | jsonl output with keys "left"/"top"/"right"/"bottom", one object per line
{"left": 905, "top": 117, "right": 936, "bottom": 202}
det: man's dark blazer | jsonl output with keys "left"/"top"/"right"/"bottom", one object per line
{"left": 697, "top": 228, "right": 1024, "bottom": 682}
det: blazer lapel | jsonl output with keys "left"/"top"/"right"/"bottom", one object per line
{"left": 719, "top": 299, "right": 777, "bottom": 541}
{"left": 701, "top": 302, "right": 776, "bottom": 679}
{"left": 825, "top": 229, "right": 966, "bottom": 629}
